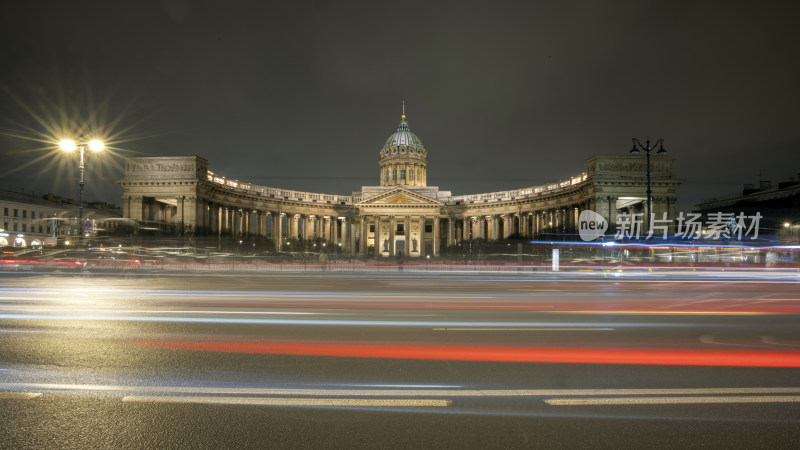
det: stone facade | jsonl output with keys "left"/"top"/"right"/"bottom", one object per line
{"left": 117, "top": 115, "right": 681, "bottom": 256}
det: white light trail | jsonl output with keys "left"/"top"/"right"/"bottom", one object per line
{"left": 545, "top": 396, "right": 800, "bottom": 406}
{"left": 122, "top": 396, "right": 451, "bottom": 407}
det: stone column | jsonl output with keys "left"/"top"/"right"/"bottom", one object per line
{"left": 234, "top": 209, "right": 242, "bottom": 237}
{"left": 404, "top": 216, "right": 411, "bottom": 256}
{"left": 208, "top": 204, "right": 216, "bottom": 233}
{"left": 128, "top": 197, "right": 142, "bottom": 222}
{"left": 470, "top": 217, "right": 477, "bottom": 241}
{"left": 419, "top": 217, "right": 426, "bottom": 256}
{"left": 360, "top": 216, "right": 367, "bottom": 256}
{"left": 273, "top": 213, "right": 283, "bottom": 250}
{"left": 447, "top": 218, "right": 455, "bottom": 248}
{"left": 389, "top": 216, "right": 396, "bottom": 257}
{"left": 374, "top": 215, "right": 381, "bottom": 255}
{"left": 177, "top": 196, "right": 185, "bottom": 230}
{"left": 433, "top": 216, "right": 440, "bottom": 257}
{"left": 521, "top": 213, "right": 526, "bottom": 237}
{"left": 339, "top": 218, "right": 347, "bottom": 252}
{"left": 187, "top": 197, "right": 198, "bottom": 229}
{"left": 607, "top": 196, "right": 618, "bottom": 232}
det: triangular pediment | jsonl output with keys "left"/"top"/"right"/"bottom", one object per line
{"left": 357, "top": 187, "right": 442, "bottom": 206}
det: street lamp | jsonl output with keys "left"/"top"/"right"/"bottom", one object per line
{"left": 629, "top": 137, "right": 666, "bottom": 221}
{"left": 59, "top": 138, "right": 104, "bottom": 247}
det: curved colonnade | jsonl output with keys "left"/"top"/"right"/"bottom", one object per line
{"left": 118, "top": 154, "right": 680, "bottom": 257}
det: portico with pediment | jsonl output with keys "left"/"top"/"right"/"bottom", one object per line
{"left": 355, "top": 186, "right": 444, "bottom": 257}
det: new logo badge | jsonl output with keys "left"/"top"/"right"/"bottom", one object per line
{"left": 578, "top": 210, "right": 608, "bottom": 241}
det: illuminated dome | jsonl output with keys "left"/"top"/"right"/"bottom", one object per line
{"left": 379, "top": 107, "right": 428, "bottom": 187}
{"left": 383, "top": 118, "right": 426, "bottom": 150}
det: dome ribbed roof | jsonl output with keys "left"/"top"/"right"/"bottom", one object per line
{"left": 383, "top": 119, "right": 425, "bottom": 149}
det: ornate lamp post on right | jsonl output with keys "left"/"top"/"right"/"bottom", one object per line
{"left": 629, "top": 137, "right": 666, "bottom": 221}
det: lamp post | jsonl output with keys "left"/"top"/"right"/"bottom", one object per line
{"left": 629, "top": 137, "right": 666, "bottom": 221}
{"left": 59, "top": 139, "right": 104, "bottom": 247}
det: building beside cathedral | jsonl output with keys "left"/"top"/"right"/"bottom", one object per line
{"left": 117, "top": 111, "right": 681, "bottom": 257}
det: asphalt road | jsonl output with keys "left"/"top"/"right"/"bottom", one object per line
{"left": 1, "top": 269, "right": 799, "bottom": 448}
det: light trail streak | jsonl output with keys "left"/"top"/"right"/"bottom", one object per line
{"left": 0, "top": 287, "right": 494, "bottom": 299}
{"left": 134, "top": 340, "right": 800, "bottom": 367}
{"left": 433, "top": 328, "right": 614, "bottom": 331}
{"left": 558, "top": 311, "right": 771, "bottom": 315}
{"left": 122, "top": 396, "right": 451, "bottom": 407}
{"left": 4, "top": 383, "right": 800, "bottom": 397}
{"left": 0, "top": 314, "right": 691, "bottom": 328}
{"left": 0, "top": 308, "right": 320, "bottom": 316}
{"left": 545, "top": 396, "right": 800, "bottom": 406}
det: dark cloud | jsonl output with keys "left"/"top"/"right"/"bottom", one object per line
{"left": 2, "top": 0, "right": 798, "bottom": 211}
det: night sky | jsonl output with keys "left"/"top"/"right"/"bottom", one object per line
{"left": 2, "top": 0, "right": 798, "bottom": 212}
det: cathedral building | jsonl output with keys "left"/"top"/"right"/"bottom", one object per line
{"left": 117, "top": 110, "right": 681, "bottom": 257}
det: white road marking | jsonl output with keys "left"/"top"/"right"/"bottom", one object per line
{"left": 762, "top": 336, "right": 800, "bottom": 348}
{"left": 545, "top": 396, "right": 800, "bottom": 406}
{"left": 122, "top": 396, "right": 451, "bottom": 407}
{"left": 0, "top": 392, "right": 41, "bottom": 399}
{"left": 433, "top": 327, "right": 614, "bottom": 331}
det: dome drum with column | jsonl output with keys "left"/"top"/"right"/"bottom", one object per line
{"left": 379, "top": 114, "right": 427, "bottom": 187}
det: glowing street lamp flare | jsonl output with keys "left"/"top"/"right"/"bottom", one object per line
{"left": 88, "top": 140, "right": 104, "bottom": 151}
{"left": 59, "top": 138, "right": 105, "bottom": 247}
{"left": 59, "top": 139, "right": 77, "bottom": 152}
